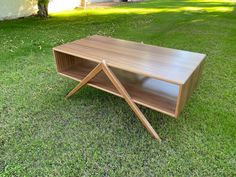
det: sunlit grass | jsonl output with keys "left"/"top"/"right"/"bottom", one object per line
{"left": 185, "top": 0, "right": 235, "bottom": 2}
{"left": 51, "top": 6, "right": 234, "bottom": 17}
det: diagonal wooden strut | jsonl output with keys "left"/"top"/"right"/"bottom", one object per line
{"left": 102, "top": 61, "right": 161, "bottom": 142}
{"left": 66, "top": 62, "right": 103, "bottom": 98}
{"left": 66, "top": 60, "right": 161, "bottom": 142}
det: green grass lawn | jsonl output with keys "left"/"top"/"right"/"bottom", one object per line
{"left": 0, "top": 0, "right": 236, "bottom": 176}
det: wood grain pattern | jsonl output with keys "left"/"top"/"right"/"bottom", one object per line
{"left": 53, "top": 50, "right": 75, "bottom": 72}
{"left": 66, "top": 62, "right": 103, "bottom": 98}
{"left": 55, "top": 51, "right": 177, "bottom": 116}
{"left": 53, "top": 35, "right": 206, "bottom": 84}
{"left": 175, "top": 61, "right": 205, "bottom": 116}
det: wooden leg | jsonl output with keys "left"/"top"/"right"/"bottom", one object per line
{"left": 66, "top": 62, "right": 103, "bottom": 98}
{"left": 66, "top": 60, "right": 161, "bottom": 142}
{"left": 102, "top": 61, "right": 161, "bottom": 142}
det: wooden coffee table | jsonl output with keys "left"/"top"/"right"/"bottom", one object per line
{"left": 53, "top": 35, "right": 206, "bottom": 142}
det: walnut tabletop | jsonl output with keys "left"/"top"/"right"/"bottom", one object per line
{"left": 53, "top": 35, "right": 206, "bottom": 85}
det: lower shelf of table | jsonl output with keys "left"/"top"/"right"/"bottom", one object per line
{"left": 59, "top": 63, "right": 179, "bottom": 117}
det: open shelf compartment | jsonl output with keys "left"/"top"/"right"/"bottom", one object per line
{"left": 54, "top": 51, "right": 179, "bottom": 117}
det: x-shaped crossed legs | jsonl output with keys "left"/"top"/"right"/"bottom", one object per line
{"left": 66, "top": 60, "right": 161, "bottom": 142}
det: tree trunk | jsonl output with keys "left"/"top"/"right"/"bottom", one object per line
{"left": 81, "top": 0, "right": 87, "bottom": 9}
{"left": 38, "top": 3, "right": 48, "bottom": 17}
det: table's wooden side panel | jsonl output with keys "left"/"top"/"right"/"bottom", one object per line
{"left": 175, "top": 61, "right": 205, "bottom": 117}
{"left": 54, "top": 50, "right": 77, "bottom": 72}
